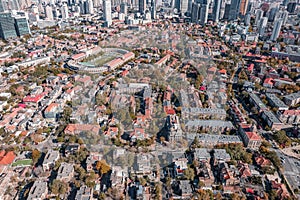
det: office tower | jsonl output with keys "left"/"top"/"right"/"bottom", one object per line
{"left": 191, "top": 2, "right": 199, "bottom": 22}
{"left": 287, "top": 2, "right": 296, "bottom": 13}
{"left": 14, "top": 15, "right": 30, "bottom": 36}
{"left": 212, "top": 0, "right": 221, "bottom": 22}
{"left": 255, "top": 9, "right": 263, "bottom": 26}
{"left": 244, "top": 12, "right": 250, "bottom": 25}
{"left": 223, "top": 3, "right": 230, "bottom": 19}
{"left": 278, "top": 10, "right": 288, "bottom": 25}
{"left": 268, "top": 6, "right": 278, "bottom": 22}
{"left": 258, "top": 17, "right": 267, "bottom": 36}
{"left": 270, "top": 19, "right": 282, "bottom": 41}
{"left": 199, "top": 0, "right": 209, "bottom": 25}
{"left": 93, "top": 0, "right": 101, "bottom": 7}
{"left": 0, "top": 12, "right": 17, "bottom": 39}
{"left": 87, "top": 0, "right": 94, "bottom": 14}
{"left": 187, "top": 0, "right": 194, "bottom": 15}
{"left": 103, "top": 0, "right": 112, "bottom": 26}
{"left": 151, "top": 0, "right": 156, "bottom": 19}
{"left": 139, "top": 0, "right": 146, "bottom": 13}
{"left": 120, "top": 2, "right": 127, "bottom": 14}
{"left": 229, "top": 0, "right": 241, "bottom": 20}
{"left": 61, "top": 3, "right": 69, "bottom": 19}
{"left": 175, "top": 0, "right": 189, "bottom": 15}
{"left": 45, "top": 5, "right": 54, "bottom": 20}
{"left": 239, "top": 0, "right": 248, "bottom": 15}
{"left": 282, "top": 0, "right": 289, "bottom": 6}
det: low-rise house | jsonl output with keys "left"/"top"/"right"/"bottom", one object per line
{"left": 65, "top": 143, "right": 80, "bottom": 156}
{"left": 56, "top": 162, "right": 74, "bottom": 182}
{"left": 42, "top": 150, "right": 59, "bottom": 171}
{"left": 43, "top": 103, "right": 61, "bottom": 121}
{"left": 177, "top": 180, "right": 193, "bottom": 198}
{"left": 64, "top": 124, "right": 100, "bottom": 135}
{"left": 130, "top": 128, "right": 148, "bottom": 142}
{"left": 86, "top": 152, "right": 102, "bottom": 172}
{"left": 255, "top": 156, "right": 271, "bottom": 167}
{"left": 27, "top": 180, "right": 48, "bottom": 200}
{"left": 270, "top": 180, "right": 290, "bottom": 200}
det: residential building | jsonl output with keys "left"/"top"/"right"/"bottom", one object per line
{"left": 56, "top": 162, "right": 74, "bottom": 182}
{"left": 249, "top": 93, "right": 267, "bottom": 112}
{"left": 192, "top": 134, "right": 242, "bottom": 147}
{"left": 42, "top": 150, "right": 59, "bottom": 171}
{"left": 266, "top": 93, "right": 288, "bottom": 111}
{"left": 103, "top": 0, "right": 112, "bottom": 26}
{"left": 64, "top": 124, "right": 100, "bottom": 135}
{"left": 27, "top": 180, "right": 48, "bottom": 200}
{"left": 239, "top": 124, "right": 262, "bottom": 149}
{"left": 184, "top": 120, "right": 234, "bottom": 133}
{"left": 283, "top": 91, "right": 300, "bottom": 106}
{"left": 181, "top": 107, "right": 226, "bottom": 120}
{"left": 277, "top": 110, "right": 300, "bottom": 125}
{"left": 261, "top": 111, "right": 283, "bottom": 130}
{"left": 0, "top": 151, "right": 15, "bottom": 165}
{"left": 194, "top": 148, "right": 210, "bottom": 162}
{"left": 166, "top": 114, "right": 183, "bottom": 142}
{"left": 213, "top": 149, "right": 231, "bottom": 164}
{"left": 270, "top": 19, "right": 283, "bottom": 41}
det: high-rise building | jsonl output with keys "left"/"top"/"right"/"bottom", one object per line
{"left": 120, "top": 2, "right": 127, "bottom": 14}
{"left": 191, "top": 2, "right": 200, "bottom": 23}
{"left": 61, "top": 3, "right": 69, "bottom": 19}
{"left": 150, "top": 0, "right": 156, "bottom": 19}
{"left": 268, "top": 6, "right": 278, "bottom": 22}
{"left": 187, "top": 0, "right": 194, "bottom": 15}
{"left": 287, "top": 2, "right": 296, "bottom": 13}
{"left": 103, "top": 0, "right": 112, "bottom": 26}
{"left": 255, "top": 9, "right": 263, "bottom": 26}
{"left": 257, "top": 17, "right": 267, "bottom": 36}
{"left": 14, "top": 15, "right": 30, "bottom": 36}
{"left": 87, "top": 0, "right": 94, "bottom": 14}
{"left": 45, "top": 5, "right": 54, "bottom": 20}
{"left": 212, "top": 0, "right": 221, "bottom": 22}
{"left": 244, "top": 12, "right": 250, "bottom": 25}
{"left": 229, "top": 0, "right": 241, "bottom": 20}
{"left": 239, "top": 0, "right": 248, "bottom": 15}
{"left": 180, "top": 0, "right": 189, "bottom": 15}
{"left": 223, "top": 3, "right": 230, "bottom": 20}
{"left": 0, "top": 12, "right": 16, "bottom": 39}
{"left": 270, "top": 19, "right": 282, "bottom": 41}
{"left": 138, "top": 0, "right": 146, "bottom": 13}
{"left": 199, "top": 0, "right": 209, "bottom": 25}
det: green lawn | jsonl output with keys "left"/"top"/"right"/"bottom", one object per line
{"left": 12, "top": 159, "right": 32, "bottom": 167}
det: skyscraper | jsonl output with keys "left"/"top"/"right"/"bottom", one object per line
{"left": 14, "top": 15, "right": 30, "bottom": 36}
{"left": 150, "top": 0, "right": 156, "bottom": 19}
{"left": 45, "top": 5, "right": 54, "bottom": 20}
{"left": 257, "top": 17, "right": 267, "bottom": 36}
{"left": 199, "top": 0, "right": 209, "bottom": 25}
{"left": 229, "top": 0, "right": 241, "bottom": 20}
{"left": 212, "top": 0, "right": 221, "bottom": 22}
{"left": 255, "top": 9, "right": 263, "bottom": 26}
{"left": 61, "top": 3, "right": 69, "bottom": 19}
{"left": 239, "top": 0, "right": 248, "bottom": 15}
{"left": 287, "top": 2, "right": 296, "bottom": 13}
{"left": 120, "top": 2, "right": 127, "bottom": 14}
{"left": 138, "top": 0, "right": 146, "bottom": 13}
{"left": 270, "top": 19, "right": 282, "bottom": 41}
{"left": 103, "top": 0, "right": 112, "bottom": 26}
{"left": 180, "top": 0, "right": 189, "bottom": 15}
{"left": 0, "top": 12, "right": 16, "bottom": 39}
{"left": 191, "top": 2, "right": 200, "bottom": 23}
{"left": 268, "top": 6, "right": 278, "bottom": 22}
{"left": 87, "top": 0, "right": 94, "bottom": 14}
{"left": 244, "top": 12, "right": 250, "bottom": 25}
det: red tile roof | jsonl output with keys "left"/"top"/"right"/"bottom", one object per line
{"left": 0, "top": 151, "right": 15, "bottom": 165}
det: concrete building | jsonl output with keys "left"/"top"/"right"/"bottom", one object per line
{"left": 184, "top": 120, "right": 234, "bottom": 133}
{"left": 261, "top": 111, "right": 283, "bottom": 130}
{"left": 266, "top": 93, "right": 288, "bottom": 111}
{"left": 284, "top": 92, "right": 300, "bottom": 106}
{"left": 249, "top": 93, "right": 267, "bottom": 112}
{"left": 0, "top": 12, "right": 17, "bottom": 39}
{"left": 42, "top": 150, "right": 60, "bottom": 171}
{"left": 45, "top": 5, "right": 53, "bottom": 20}
{"left": 270, "top": 19, "right": 283, "bottom": 41}
{"left": 212, "top": 0, "right": 221, "bottom": 22}
{"left": 277, "top": 110, "right": 300, "bottom": 125}
{"left": 56, "top": 162, "right": 74, "bottom": 182}
{"left": 27, "top": 180, "right": 48, "bottom": 200}
{"left": 75, "top": 185, "right": 93, "bottom": 200}
{"left": 103, "top": 0, "right": 112, "bottom": 26}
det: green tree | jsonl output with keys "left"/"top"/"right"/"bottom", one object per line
{"left": 184, "top": 167, "right": 195, "bottom": 180}
{"left": 96, "top": 160, "right": 111, "bottom": 175}
{"left": 31, "top": 149, "right": 41, "bottom": 164}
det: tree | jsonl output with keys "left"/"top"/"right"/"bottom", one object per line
{"left": 96, "top": 160, "right": 111, "bottom": 175}
{"left": 31, "top": 149, "right": 41, "bottom": 164}
{"left": 50, "top": 180, "right": 67, "bottom": 194}
{"left": 184, "top": 167, "right": 195, "bottom": 181}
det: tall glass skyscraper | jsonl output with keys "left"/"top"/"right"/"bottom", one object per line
{"left": 0, "top": 12, "right": 17, "bottom": 39}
